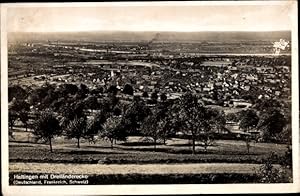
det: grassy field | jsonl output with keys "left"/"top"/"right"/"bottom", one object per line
{"left": 9, "top": 130, "right": 292, "bottom": 184}
{"left": 9, "top": 130, "right": 288, "bottom": 164}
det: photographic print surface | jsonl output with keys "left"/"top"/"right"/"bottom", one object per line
{"left": 1, "top": 1, "right": 299, "bottom": 195}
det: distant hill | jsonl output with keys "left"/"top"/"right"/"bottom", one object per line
{"left": 8, "top": 31, "right": 291, "bottom": 43}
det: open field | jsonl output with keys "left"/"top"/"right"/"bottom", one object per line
{"left": 9, "top": 130, "right": 288, "bottom": 165}
{"left": 9, "top": 133, "right": 291, "bottom": 184}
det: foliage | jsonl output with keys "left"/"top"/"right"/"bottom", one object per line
{"left": 107, "top": 85, "right": 118, "bottom": 95}
{"left": 142, "top": 91, "right": 149, "bottom": 98}
{"left": 78, "top": 83, "right": 89, "bottom": 98}
{"left": 83, "top": 95, "right": 99, "bottom": 111}
{"left": 239, "top": 109, "right": 259, "bottom": 131}
{"left": 254, "top": 98, "right": 283, "bottom": 111}
{"left": 8, "top": 85, "right": 27, "bottom": 102}
{"left": 9, "top": 110, "right": 18, "bottom": 130}
{"left": 123, "top": 84, "right": 134, "bottom": 95}
{"left": 101, "top": 116, "right": 126, "bottom": 148}
{"left": 86, "top": 110, "right": 110, "bottom": 142}
{"left": 176, "top": 92, "right": 217, "bottom": 154}
{"left": 258, "top": 152, "right": 292, "bottom": 183}
{"left": 160, "top": 93, "right": 167, "bottom": 102}
{"left": 59, "top": 83, "right": 79, "bottom": 96}
{"left": 257, "top": 108, "right": 287, "bottom": 142}
{"left": 33, "top": 109, "right": 61, "bottom": 152}
{"left": 123, "top": 97, "right": 151, "bottom": 135}
{"left": 141, "top": 115, "right": 159, "bottom": 145}
{"left": 65, "top": 116, "right": 88, "bottom": 148}
{"left": 225, "top": 112, "right": 240, "bottom": 122}
{"left": 151, "top": 91, "right": 158, "bottom": 103}
{"left": 8, "top": 98, "right": 30, "bottom": 129}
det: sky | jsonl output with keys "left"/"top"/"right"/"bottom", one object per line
{"left": 6, "top": 2, "right": 295, "bottom": 32}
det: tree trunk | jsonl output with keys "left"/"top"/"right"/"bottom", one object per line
{"left": 204, "top": 138, "right": 208, "bottom": 153}
{"left": 77, "top": 137, "right": 80, "bottom": 148}
{"left": 192, "top": 139, "right": 196, "bottom": 154}
{"left": 49, "top": 137, "right": 53, "bottom": 153}
{"left": 163, "top": 136, "right": 166, "bottom": 145}
{"left": 10, "top": 122, "right": 13, "bottom": 130}
{"left": 25, "top": 123, "right": 28, "bottom": 132}
{"left": 247, "top": 141, "right": 250, "bottom": 154}
{"left": 111, "top": 139, "right": 114, "bottom": 149}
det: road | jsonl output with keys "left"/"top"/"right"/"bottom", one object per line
{"left": 9, "top": 163, "right": 281, "bottom": 175}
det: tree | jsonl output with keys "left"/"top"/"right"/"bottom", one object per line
{"left": 19, "top": 110, "right": 30, "bottom": 131}
{"left": 8, "top": 98, "right": 30, "bottom": 130}
{"left": 150, "top": 91, "right": 158, "bottom": 104}
{"left": 142, "top": 91, "right": 149, "bottom": 98}
{"left": 225, "top": 112, "right": 239, "bottom": 122}
{"left": 239, "top": 109, "right": 259, "bottom": 131}
{"left": 78, "top": 83, "right": 89, "bottom": 98}
{"left": 151, "top": 101, "right": 176, "bottom": 144}
{"left": 66, "top": 116, "right": 88, "bottom": 148}
{"left": 103, "top": 93, "right": 120, "bottom": 113}
{"left": 33, "top": 110, "right": 61, "bottom": 152}
{"left": 254, "top": 98, "right": 282, "bottom": 112}
{"left": 60, "top": 83, "right": 79, "bottom": 96}
{"left": 59, "top": 100, "right": 86, "bottom": 129}
{"left": 35, "top": 83, "right": 56, "bottom": 104}
{"left": 9, "top": 110, "right": 18, "bottom": 130}
{"left": 101, "top": 116, "right": 126, "bottom": 148}
{"left": 257, "top": 108, "right": 287, "bottom": 142}
{"left": 209, "top": 109, "right": 226, "bottom": 134}
{"left": 123, "top": 84, "right": 134, "bottom": 95}
{"left": 123, "top": 97, "right": 151, "bottom": 135}
{"left": 239, "top": 109, "right": 259, "bottom": 153}
{"left": 86, "top": 110, "right": 109, "bottom": 142}
{"left": 141, "top": 113, "right": 161, "bottom": 150}
{"left": 8, "top": 85, "right": 27, "bottom": 102}
{"left": 176, "top": 92, "right": 216, "bottom": 154}
{"left": 41, "top": 88, "right": 59, "bottom": 108}
{"left": 84, "top": 95, "right": 99, "bottom": 112}
{"left": 107, "top": 85, "right": 118, "bottom": 95}
{"left": 258, "top": 152, "right": 291, "bottom": 183}
{"left": 160, "top": 93, "right": 167, "bottom": 102}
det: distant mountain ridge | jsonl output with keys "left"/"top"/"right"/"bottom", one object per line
{"left": 8, "top": 31, "right": 291, "bottom": 43}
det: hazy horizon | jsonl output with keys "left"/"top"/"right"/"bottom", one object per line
{"left": 8, "top": 31, "right": 291, "bottom": 44}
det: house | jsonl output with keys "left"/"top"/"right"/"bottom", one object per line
{"left": 229, "top": 99, "right": 252, "bottom": 108}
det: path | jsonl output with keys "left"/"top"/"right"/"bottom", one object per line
{"left": 9, "top": 163, "right": 280, "bottom": 175}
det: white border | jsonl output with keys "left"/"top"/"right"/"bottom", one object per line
{"left": 1, "top": 1, "right": 299, "bottom": 195}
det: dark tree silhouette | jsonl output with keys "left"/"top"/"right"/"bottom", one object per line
{"left": 123, "top": 84, "right": 134, "bottom": 95}
{"left": 257, "top": 108, "right": 287, "bottom": 142}
{"left": 142, "top": 91, "right": 149, "bottom": 98}
{"left": 160, "top": 93, "right": 168, "bottom": 102}
{"left": 8, "top": 85, "right": 27, "bottom": 102}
